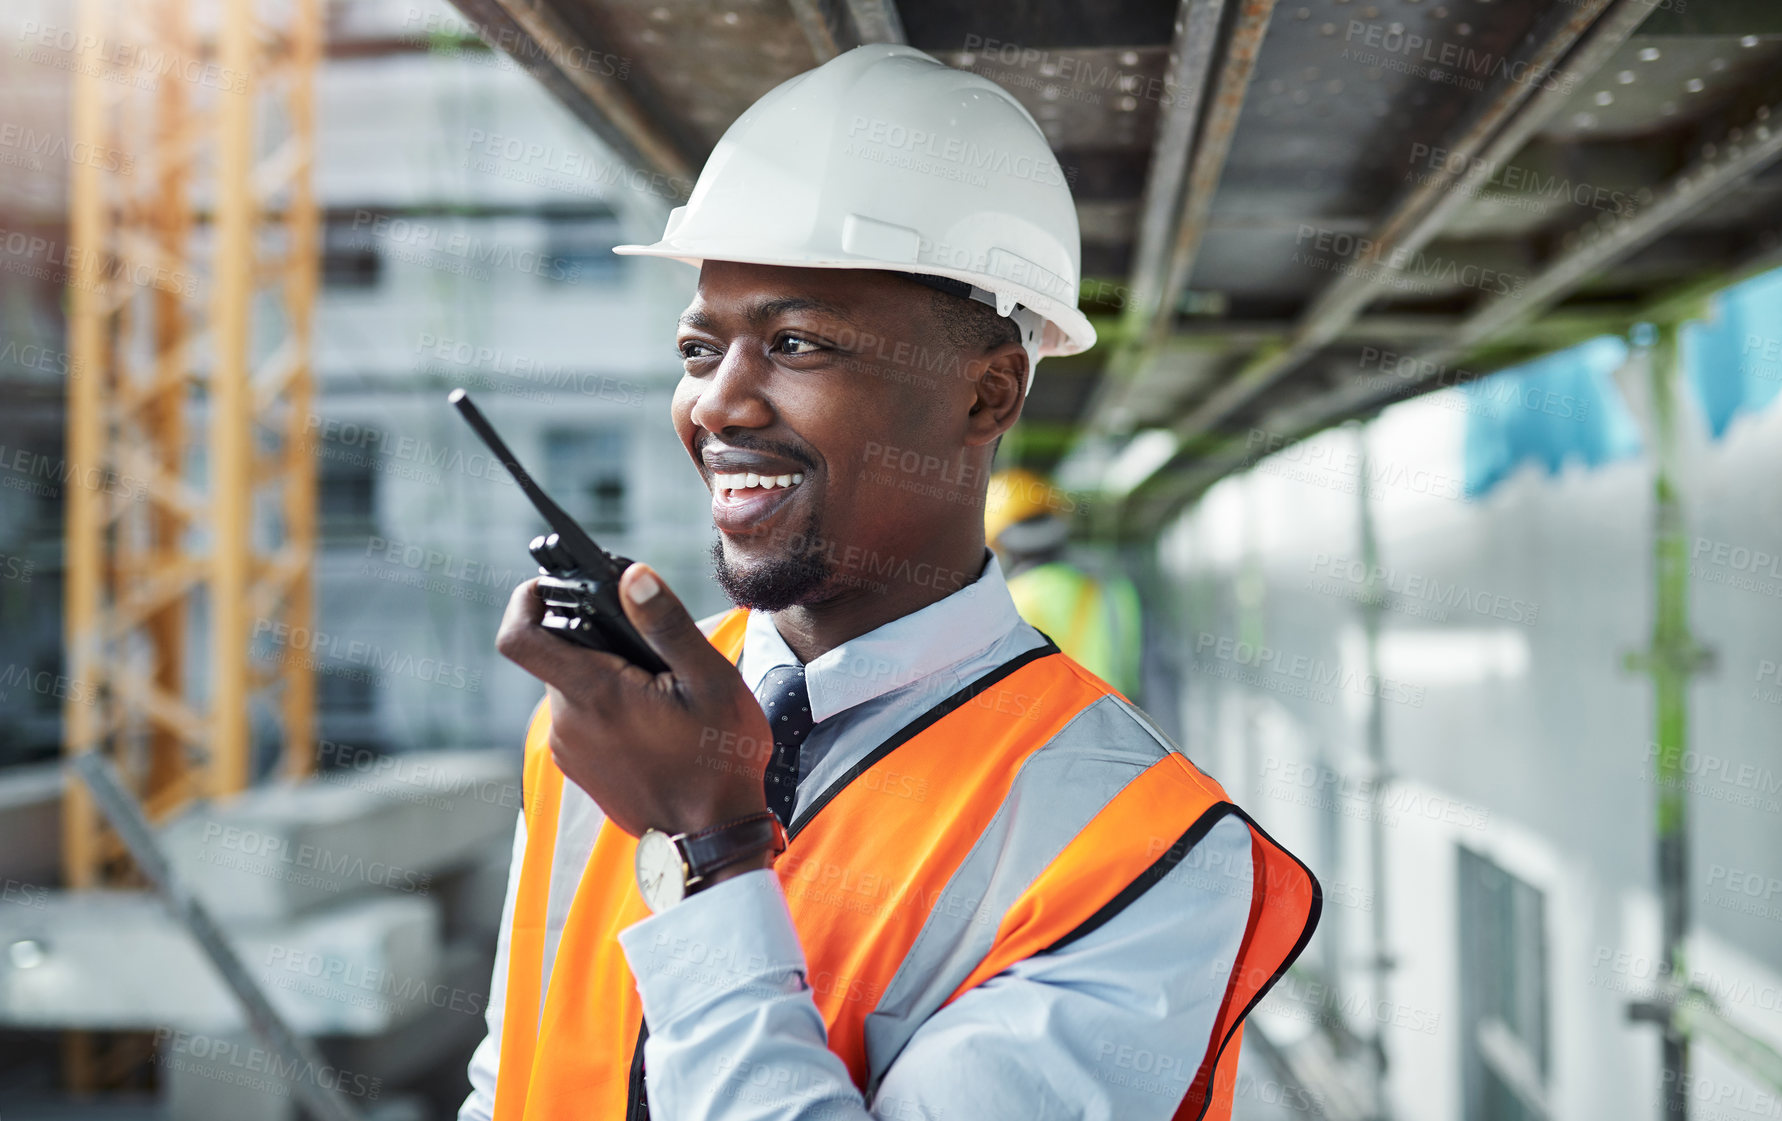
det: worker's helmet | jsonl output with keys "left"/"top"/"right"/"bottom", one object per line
{"left": 985, "top": 467, "right": 1071, "bottom": 550}
{"left": 614, "top": 43, "right": 1095, "bottom": 390}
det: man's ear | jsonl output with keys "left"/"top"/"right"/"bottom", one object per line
{"left": 963, "top": 341, "right": 1028, "bottom": 447}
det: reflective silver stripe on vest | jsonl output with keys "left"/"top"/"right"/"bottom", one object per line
{"left": 538, "top": 778, "right": 603, "bottom": 1014}
{"left": 859, "top": 694, "right": 1173, "bottom": 1092}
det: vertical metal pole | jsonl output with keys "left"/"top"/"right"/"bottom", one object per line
{"left": 63, "top": 0, "right": 110, "bottom": 893}
{"left": 145, "top": 0, "right": 195, "bottom": 805}
{"left": 1646, "top": 322, "right": 1691, "bottom": 1120}
{"left": 281, "top": 0, "right": 322, "bottom": 779}
{"left": 1356, "top": 427, "right": 1391, "bottom": 1119}
{"left": 1235, "top": 473, "right": 1265, "bottom": 808}
{"left": 211, "top": 0, "right": 255, "bottom": 795}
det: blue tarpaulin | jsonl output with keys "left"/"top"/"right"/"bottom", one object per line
{"left": 1461, "top": 336, "right": 1642, "bottom": 499}
{"left": 1461, "top": 266, "right": 1782, "bottom": 499}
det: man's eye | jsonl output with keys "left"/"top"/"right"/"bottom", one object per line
{"left": 779, "top": 334, "right": 824, "bottom": 356}
{"left": 680, "top": 340, "right": 717, "bottom": 359}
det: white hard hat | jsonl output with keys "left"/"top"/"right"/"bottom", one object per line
{"left": 614, "top": 43, "right": 1096, "bottom": 387}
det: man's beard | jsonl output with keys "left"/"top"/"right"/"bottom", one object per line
{"left": 710, "top": 507, "right": 834, "bottom": 611}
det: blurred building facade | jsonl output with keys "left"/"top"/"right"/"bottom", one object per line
{"left": 1151, "top": 308, "right": 1782, "bottom": 1121}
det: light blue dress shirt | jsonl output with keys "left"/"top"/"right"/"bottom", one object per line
{"left": 460, "top": 555, "right": 1254, "bottom": 1121}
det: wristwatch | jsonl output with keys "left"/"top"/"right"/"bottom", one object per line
{"left": 634, "top": 811, "right": 788, "bottom": 912}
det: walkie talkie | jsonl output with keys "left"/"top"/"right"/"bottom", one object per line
{"left": 449, "top": 389, "right": 669, "bottom": 674}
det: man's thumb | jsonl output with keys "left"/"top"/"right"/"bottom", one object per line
{"left": 618, "top": 564, "right": 714, "bottom": 676}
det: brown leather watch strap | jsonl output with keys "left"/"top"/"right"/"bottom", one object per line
{"left": 677, "top": 811, "right": 787, "bottom": 893}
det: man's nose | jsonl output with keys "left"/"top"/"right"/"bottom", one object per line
{"left": 688, "top": 342, "right": 775, "bottom": 434}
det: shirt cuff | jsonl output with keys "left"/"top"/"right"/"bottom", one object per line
{"left": 618, "top": 868, "right": 809, "bottom": 1027}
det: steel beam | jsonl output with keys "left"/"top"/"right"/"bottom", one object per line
{"left": 1128, "top": 217, "right": 1782, "bottom": 533}
{"left": 843, "top": 0, "right": 906, "bottom": 45}
{"left": 1078, "top": 0, "right": 1228, "bottom": 433}
{"left": 465, "top": 0, "right": 696, "bottom": 187}
{"left": 788, "top": 0, "right": 905, "bottom": 63}
{"left": 1127, "top": 0, "right": 1230, "bottom": 332}
{"left": 1167, "top": 0, "right": 1652, "bottom": 447}
{"left": 788, "top": 0, "right": 849, "bottom": 62}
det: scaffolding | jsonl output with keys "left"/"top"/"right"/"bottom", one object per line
{"left": 61, "top": 0, "right": 320, "bottom": 902}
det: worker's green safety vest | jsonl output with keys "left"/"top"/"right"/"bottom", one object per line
{"left": 1006, "top": 561, "right": 1143, "bottom": 699}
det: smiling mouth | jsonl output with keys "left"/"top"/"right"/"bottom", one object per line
{"left": 711, "top": 471, "right": 805, "bottom": 499}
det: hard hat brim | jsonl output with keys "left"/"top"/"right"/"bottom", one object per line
{"left": 613, "top": 240, "right": 1098, "bottom": 359}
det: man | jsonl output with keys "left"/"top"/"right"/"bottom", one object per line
{"left": 462, "top": 44, "right": 1318, "bottom": 1121}
{"left": 985, "top": 468, "right": 1145, "bottom": 699}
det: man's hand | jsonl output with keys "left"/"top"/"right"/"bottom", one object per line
{"left": 496, "top": 566, "right": 773, "bottom": 840}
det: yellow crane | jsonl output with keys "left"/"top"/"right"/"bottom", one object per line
{"left": 61, "top": 0, "right": 321, "bottom": 1087}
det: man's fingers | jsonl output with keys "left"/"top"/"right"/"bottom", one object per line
{"left": 619, "top": 564, "right": 723, "bottom": 679}
{"left": 496, "top": 578, "right": 630, "bottom": 690}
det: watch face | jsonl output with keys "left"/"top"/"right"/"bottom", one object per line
{"left": 635, "top": 830, "right": 686, "bottom": 912}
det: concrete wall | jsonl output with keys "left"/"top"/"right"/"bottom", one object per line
{"left": 1156, "top": 364, "right": 1782, "bottom": 1120}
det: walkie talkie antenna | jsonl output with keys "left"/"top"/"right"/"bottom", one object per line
{"left": 448, "top": 388, "right": 598, "bottom": 554}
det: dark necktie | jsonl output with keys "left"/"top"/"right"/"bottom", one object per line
{"left": 755, "top": 664, "right": 813, "bottom": 828}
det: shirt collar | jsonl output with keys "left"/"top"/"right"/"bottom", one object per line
{"left": 738, "top": 551, "right": 1023, "bottom": 722}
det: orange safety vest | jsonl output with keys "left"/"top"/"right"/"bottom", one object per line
{"left": 494, "top": 609, "right": 1320, "bottom": 1121}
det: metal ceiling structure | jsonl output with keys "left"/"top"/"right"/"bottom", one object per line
{"left": 445, "top": 0, "right": 1782, "bottom": 534}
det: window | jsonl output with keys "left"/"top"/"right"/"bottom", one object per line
{"left": 542, "top": 427, "right": 628, "bottom": 536}
{"left": 316, "top": 430, "right": 378, "bottom": 543}
{"left": 317, "top": 665, "right": 378, "bottom": 717}
{"left": 1459, "top": 846, "right": 1550, "bottom": 1121}
{"left": 539, "top": 213, "right": 623, "bottom": 285}
{"left": 321, "top": 222, "right": 382, "bottom": 289}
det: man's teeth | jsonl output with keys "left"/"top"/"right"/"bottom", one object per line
{"left": 714, "top": 471, "right": 804, "bottom": 491}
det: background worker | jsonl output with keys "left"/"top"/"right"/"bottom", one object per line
{"left": 462, "top": 44, "right": 1318, "bottom": 1121}
{"left": 986, "top": 467, "right": 1145, "bottom": 699}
